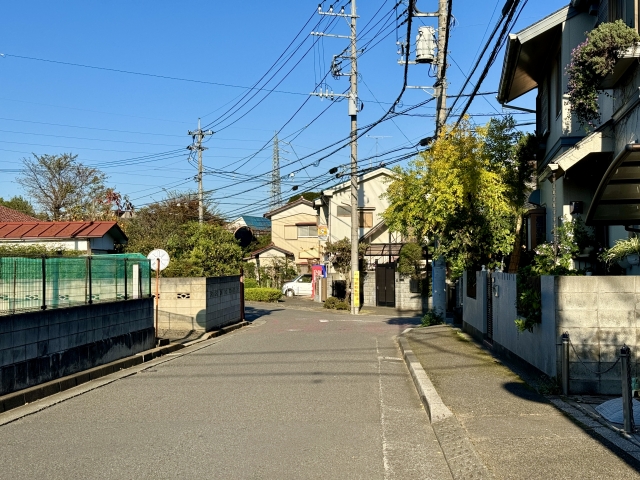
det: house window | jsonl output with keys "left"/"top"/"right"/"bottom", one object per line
{"left": 359, "top": 211, "right": 373, "bottom": 228}
{"left": 297, "top": 225, "right": 316, "bottom": 237}
{"left": 337, "top": 205, "right": 373, "bottom": 227}
{"left": 337, "top": 205, "right": 351, "bottom": 217}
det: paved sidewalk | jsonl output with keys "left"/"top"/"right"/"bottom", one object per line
{"left": 403, "top": 325, "right": 640, "bottom": 479}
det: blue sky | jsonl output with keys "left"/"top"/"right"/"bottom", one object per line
{"left": 0, "top": 1, "right": 565, "bottom": 218}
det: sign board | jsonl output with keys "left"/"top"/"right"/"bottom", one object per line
{"left": 352, "top": 271, "right": 360, "bottom": 307}
{"left": 317, "top": 225, "right": 328, "bottom": 241}
{"left": 147, "top": 249, "right": 170, "bottom": 271}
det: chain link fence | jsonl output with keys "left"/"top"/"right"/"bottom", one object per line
{"left": 0, "top": 254, "right": 151, "bottom": 315}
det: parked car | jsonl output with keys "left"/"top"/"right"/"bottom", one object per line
{"left": 282, "top": 274, "right": 313, "bottom": 297}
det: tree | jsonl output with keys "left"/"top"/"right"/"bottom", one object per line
{"left": 0, "top": 196, "right": 38, "bottom": 218}
{"left": 163, "top": 222, "right": 244, "bottom": 277}
{"left": 120, "top": 191, "right": 224, "bottom": 256}
{"left": 382, "top": 118, "right": 529, "bottom": 279}
{"left": 287, "top": 191, "right": 320, "bottom": 203}
{"left": 324, "top": 237, "right": 367, "bottom": 299}
{"left": 17, "top": 153, "right": 107, "bottom": 220}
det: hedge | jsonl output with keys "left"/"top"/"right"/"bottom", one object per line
{"left": 244, "top": 287, "right": 282, "bottom": 302}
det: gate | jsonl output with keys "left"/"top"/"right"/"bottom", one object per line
{"left": 376, "top": 264, "right": 395, "bottom": 307}
{"left": 486, "top": 272, "right": 493, "bottom": 341}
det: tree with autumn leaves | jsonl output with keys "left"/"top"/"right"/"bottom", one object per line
{"left": 382, "top": 117, "right": 534, "bottom": 279}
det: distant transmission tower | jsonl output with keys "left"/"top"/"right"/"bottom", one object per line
{"left": 270, "top": 132, "right": 282, "bottom": 209}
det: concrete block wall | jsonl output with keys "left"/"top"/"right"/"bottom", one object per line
{"left": 154, "top": 276, "right": 241, "bottom": 332}
{"left": 206, "top": 276, "right": 241, "bottom": 330}
{"left": 555, "top": 276, "right": 639, "bottom": 394}
{"left": 395, "top": 273, "right": 425, "bottom": 312}
{"left": 0, "top": 299, "right": 154, "bottom": 396}
{"left": 362, "top": 272, "right": 376, "bottom": 307}
{"left": 462, "top": 270, "right": 487, "bottom": 339}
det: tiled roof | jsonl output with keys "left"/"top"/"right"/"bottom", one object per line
{"left": 241, "top": 216, "right": 272, "bottom": 231}
{"left": 0, "top": 221, "right": 128, "bottom": 243}
{"left": 0, "top": 205, "right": 39, "bottom": 222}
{"left": 244, "top": 243, "right": 294, "bottom": 260}
{"left": 264, "top": 198, "right": 314, "bottom": 219}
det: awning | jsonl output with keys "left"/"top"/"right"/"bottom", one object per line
{"left": 364, "top": 243, "right": 403, "bottom": 258}
{"left": 586, "top": 144, "right": 640, "bottom": 225}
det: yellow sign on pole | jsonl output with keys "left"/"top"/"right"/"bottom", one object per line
{"left": 353, "top": 271, "right": 360, "bottom": 307}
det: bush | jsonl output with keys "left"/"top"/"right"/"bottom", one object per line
{"left": 324, "top": 296, "right": 339, "bottom": 309}
{"left": 421, "top": 309, "right": 444, "bottom": 326}
{"left": 244, "top": 278, "right": 259, "bottom": 289}
{"left": 335, "top": 301, "right": 349, "bottom": 310}
{"left": 324, "top": 296, "right": 351, "bottom": 310}
{"left": 244, "top": 288, "right": 282, "bottom": 302}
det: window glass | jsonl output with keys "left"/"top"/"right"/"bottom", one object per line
{"left": 297, "top": 225, "right": 316, "bottom": 237}
{"left": 337, "top": 205, "right": 351, "bottom": 217}
{"left": 298, "top": 274, "right": 312, "bottom": 283}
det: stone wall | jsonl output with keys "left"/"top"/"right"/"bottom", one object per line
{"left": 362, "top": 271, "right": 376, "bottom": 307}
{"left": 0, "top": 299, "right": 154, "bottom": 396}
{"left": 554, "top": 276, "right": 639, "bottom": 394}
{"left": 395, "top": 273, "right": 425, "bottom": 312}
{"left": 154, "top": 276, "right": 241, "bottom": 332}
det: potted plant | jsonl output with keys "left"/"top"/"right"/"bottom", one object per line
{"left": 567, "top": 20, "right": 640, "bottom": 128}
{"left": 599, "top": 237, "right": 640, "bottom": 273}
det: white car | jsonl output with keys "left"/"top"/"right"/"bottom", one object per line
{"left": 282, "top": 274, "right": 313, "bottom": 297}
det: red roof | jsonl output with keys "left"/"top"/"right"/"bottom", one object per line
{"left": 0, "top": 221, "right": 127, "bottom": 242}
{"left": 0, "top": 205, "right": 39, "bottom": 222}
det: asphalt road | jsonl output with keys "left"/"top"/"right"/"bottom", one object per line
{"left": 0, "top": 305, "right": 452, "bottom": 479}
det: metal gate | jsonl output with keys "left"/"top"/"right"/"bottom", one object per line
{"left": 486, "top": 273, "right": 493, "bottom": 341}
{"left": 375, "top": 264, "right": 395, "bottom": 307}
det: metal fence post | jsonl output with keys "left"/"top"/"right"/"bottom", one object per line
{"left": 562, "top": 332, "right": 570, "bottom": 395}
{"left": 123, "top": 258, "right": 128, "bottom": 300}
{"left": 621, "top": 345, "right": 635, "bottom": 434}
{"left": 41, "top": 256, "right": 47, "bottom": 310}
{"left": 87, "top": 256, "right": 93, "bottom": 305}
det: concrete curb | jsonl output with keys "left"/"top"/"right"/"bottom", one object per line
{"left": 0, "top": 320, "right": 250, "bottom": 415}
{"left": 397, "top": 330, "right": 493, "bottom": 479}
{"left": 397, "top": 335, "right": 453, "bottom": 423}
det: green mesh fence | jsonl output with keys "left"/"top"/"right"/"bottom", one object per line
{"left": 0, "top": 254, "right": 151, "bottom": 315}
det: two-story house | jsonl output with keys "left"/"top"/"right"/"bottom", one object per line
{"left": 262, "top": 197, "right": 320, "bottom": 274}
{"left": 498, "top": 0, "right": 640, "bottom": 256}
{"left": 313, "top": 167, "right": 412, "bottom": 307}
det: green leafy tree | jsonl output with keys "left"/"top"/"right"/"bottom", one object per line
{"left": 0, "top": 196, "right": 38, "bottom": 218}
{"left": 163, "top": 222, "right": 243, "bottom": 277}
{"left": 288, "top": 191, "right": 320, "bottom": 203}
{"left": 17, "top": 153, "right": 108, "bottom": 221}
{"left": 324, "top": 237, "right": 367, "bottom": 297}
{"left": 121, "top": 191, "right": 223, "bottom": 256}
{"left": 383, "top": 118, "right": 529, "bottom": 279}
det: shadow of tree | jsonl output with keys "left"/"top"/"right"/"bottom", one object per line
{"left": 245, "top": 305, "right": 283, "bottom": 322}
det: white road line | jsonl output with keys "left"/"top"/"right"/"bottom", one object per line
{"left": 376, "top": 338, "right": 392, "bottom": 479}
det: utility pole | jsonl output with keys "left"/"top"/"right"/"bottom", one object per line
{"left": 187, "top": 118, "right": 214, "bottom": 224}
{"left": 432, "top": 0, "right": 451, "bottom": 318}
{"left": 312, "top": 1, "right": 360, "bottom": 315}
{"left": 271, "top": 132, "right": 282, "bottom": 210}
{"left": 434, "top": 0, "right": 450, "bottom": 137}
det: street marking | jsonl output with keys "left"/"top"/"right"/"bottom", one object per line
{"left": 319, "top": 320, "right": 329, "bottom": 323}
{"left": 376, "top": 338, "right": 391, "bottom": 479}
{"left": 287, "top": 329, "right": 301, "bottom": 332}
{"left": 379, "top": 356, "right": 403, "bottom": 362}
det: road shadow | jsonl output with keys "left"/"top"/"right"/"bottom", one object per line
{"left": 501, "top": 381, "right": 547, "bottom": 404}
{"left": 245, "top": 305, "right": 283, "bottom": 322}
{"left": 385, "top": 317, "right": 422, "bottom": 326}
